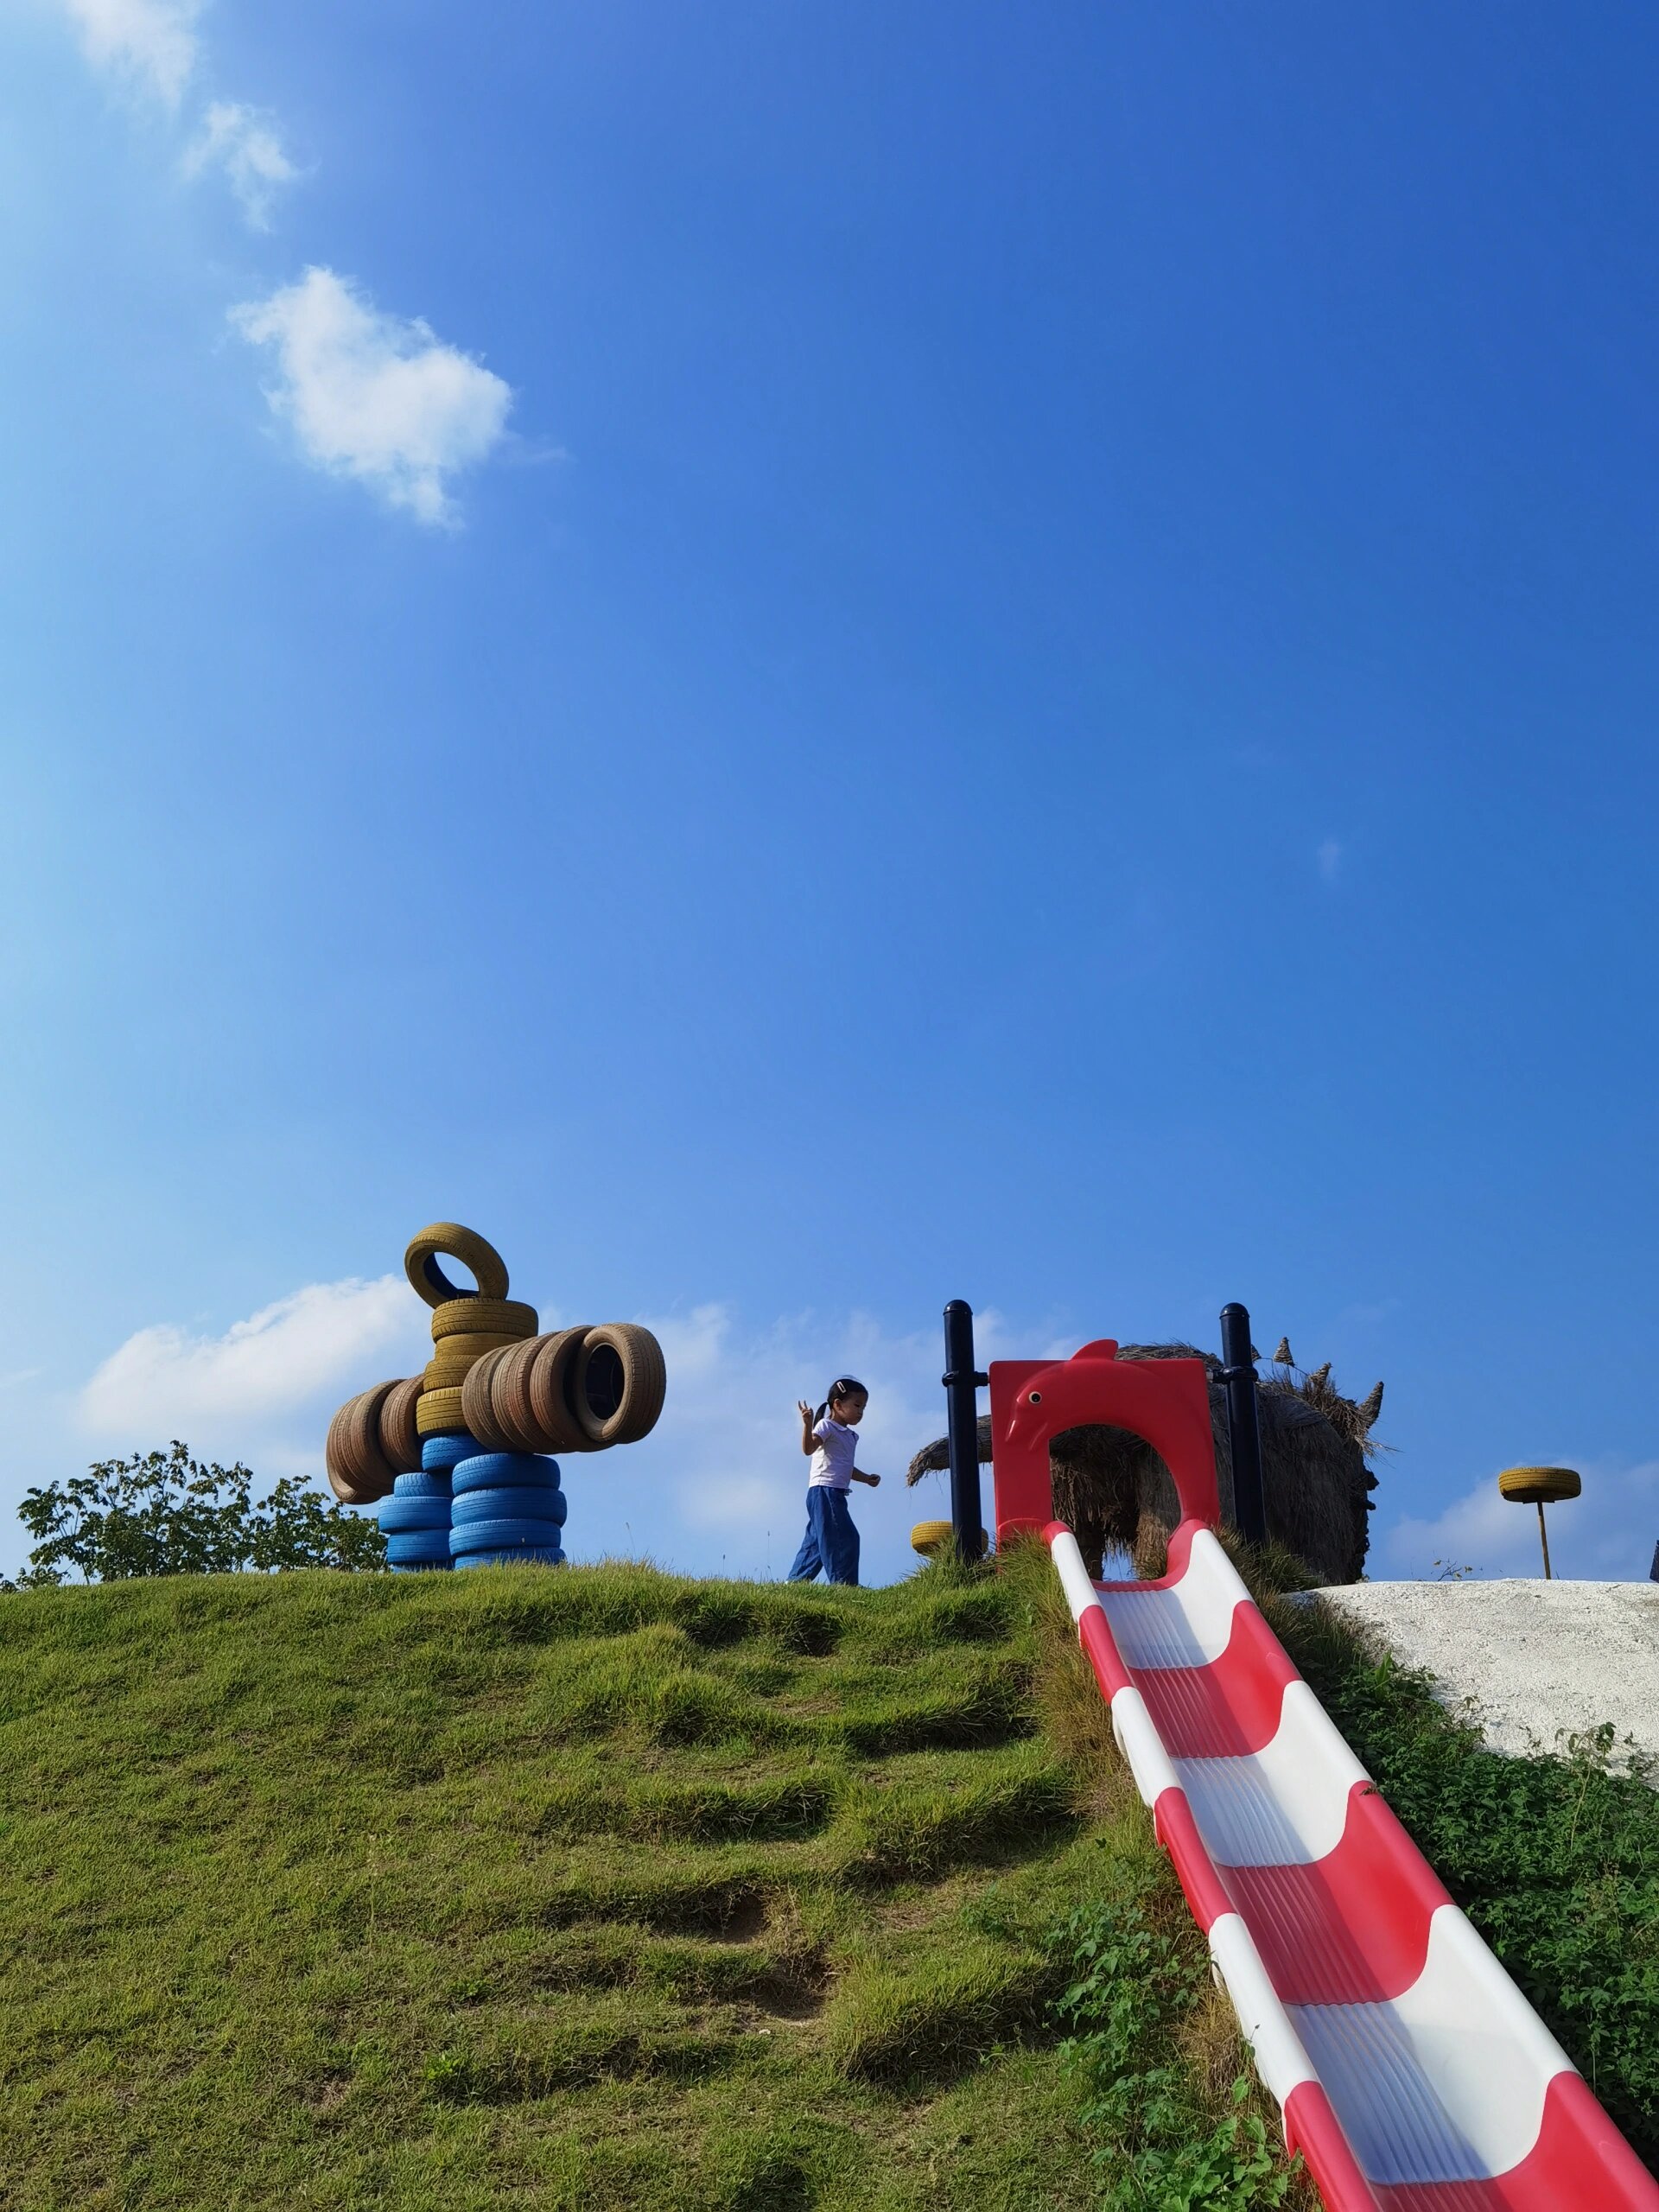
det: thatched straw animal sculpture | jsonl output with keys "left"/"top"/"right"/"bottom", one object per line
{"left": 906, "top": 1340, "right": 1384, "bottom": 1584}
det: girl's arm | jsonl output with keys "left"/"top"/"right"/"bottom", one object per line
{"left": 851, "top": 1468, "right": 881, "bottom": 1486}
{"left": 797, "top": 1401, "right": 819, "bottom": 1456}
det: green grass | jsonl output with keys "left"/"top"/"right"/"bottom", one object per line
{"left": 0, "top": 1553, "right": 1159, "bottom": 2212}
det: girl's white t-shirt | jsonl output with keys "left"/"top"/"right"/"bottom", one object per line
{"left": 809, "top": 1417, "right": 858, "bottom": 1490}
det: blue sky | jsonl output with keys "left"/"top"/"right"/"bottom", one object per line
{"left": 3, "top": 1, "right": 1656, "bottom": 1586}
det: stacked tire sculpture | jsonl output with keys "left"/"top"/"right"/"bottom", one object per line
{"left": 324, "top": 1223, "right": 668, "bottom": 1572}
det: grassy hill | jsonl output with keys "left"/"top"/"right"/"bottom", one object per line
{"left": 3, "top": 1543, "right": 1653, "bottom": 2211}
{"left": 0, "top": 1548, "right": 1233, "bottom": 2212}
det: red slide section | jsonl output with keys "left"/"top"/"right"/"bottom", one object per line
{"left": 989, "top": 1340, "right": 1658, "bottom": 2212}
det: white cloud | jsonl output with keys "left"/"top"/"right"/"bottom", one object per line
{"left": 79, "top": 1274, "right": 428, "bottom": 1475}
{"left": 184, "top": 99, "right": 296, "bottom": 226}
{"left": 57, "top": 0, "right": 201, "bottom": 105}
{"left": 1382, "top": 1458, "right": 1659, "bottom": 1583}
{"left": 231, "top": 268, "right": 512, "bottom": 524}
{"left": 1317, "top": 837, "right": 1343, "bottom": 885}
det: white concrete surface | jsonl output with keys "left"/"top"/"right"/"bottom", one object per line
{"left": 1300, "top": 1579, "right": 1659, "bottom": 1773}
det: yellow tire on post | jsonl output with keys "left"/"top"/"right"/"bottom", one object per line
{"left": 571, "top": 1324, "right": 667, "bottom": 1447}
{"left": 416, "top": 1385, "right": 468, "bottom": 1437}
{"left": 911, "top": 1520, "right": 988, "bottom": 1559}
{"left": 404, "top": 1224, "right": 512, "bottom": 1309}
{"left": 1497, "top": 1466, "right": 1582, "bottom": 1503}
{"left": 423, "top": 1346, "right": 505, "bottom": 1391}
{"left": 430, "top": 1297, "right": 538, "bottom": 1342}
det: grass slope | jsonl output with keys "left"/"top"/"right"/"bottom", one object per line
{"left": 0, "top": 1552, "right": 1160, "bottom": 2212}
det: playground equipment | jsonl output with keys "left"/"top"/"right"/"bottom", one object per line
{"left": 1498, "top": 1465, "right": 1582, "bottom": 1579}
{"left": 325, "top": 1224, "right": 665, "bottom": 1572}
{"left": 910, "top": 1310, "right": 1382, "bottom": 1581}
{"left": 966, "top": 1312, "right": 1656, "bottom": 2210}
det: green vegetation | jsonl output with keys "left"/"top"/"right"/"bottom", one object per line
{"left": 0, "top": 1544, "right": 1294, "bottom": 2211}
{"left": 1272, "top": 1583, "right": 1659, "bottom": 2169}
{"left": 9, "top": 1518, "right": 1645, "bottom": 2210}
{"left": 10, "top": 1441, "right": 385, "bottom": 1585}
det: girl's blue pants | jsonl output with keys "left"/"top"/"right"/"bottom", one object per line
{"left": 787, "top": 1486, "right": 860, "bottom": 1586}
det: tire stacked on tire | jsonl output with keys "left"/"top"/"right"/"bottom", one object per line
{"left": 397, "top": 1224, "right": 539, "bottom": 1572}
{"left": 449, "top": 1449, "right": 569, "bottom": 1568}
{"left": 325, "top": 1224, "right": 670, "bottom": 1573}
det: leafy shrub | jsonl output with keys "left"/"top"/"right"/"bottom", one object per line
{"left": 1053, "top": 1891, "right": 1296, "bottom": 2209}
{"left": 12, "top": 1440, "right": 386, "bottom": 1583}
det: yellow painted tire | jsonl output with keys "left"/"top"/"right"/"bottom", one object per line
{"left": 911, "top": 1520, "right": 988, "bottom": 1558}
{"left": 431, "top": 1330, "right": 522, "bottom": 1364}
{"left": 404, "top": 1224, "right": 511, "bottom": 1309}
{"left": 416, "top": 1385, "right": 468, "bottom": 1437}
{"left": 423, "top": 1344, "right": 506, "bottom": 1391}
{"left": 1498, "top": 1465, "right": 1581, "bottom": 1504}
{"left": 430, "top": 1296, "right": 538, "bottom": 1342}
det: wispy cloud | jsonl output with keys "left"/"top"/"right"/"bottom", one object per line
{"left": 183, "top": 99, "right": 297, "bottom": 227}
{"left": 58, "top": 0, "right": 200, "bottom": 106}
{"left": 231, "top": 268, "right": 514, "bottom": 524}
{"left": 1382, "top": 1457, "right": 1659, "bottom": 1582}
{"left": 78, "top": 1274, "right": 427, "bottom": 1475}
{"left": 1317, "top": 837, "right": 1343, "bottom": 886}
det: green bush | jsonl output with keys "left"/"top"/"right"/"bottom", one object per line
{"left": 11, "top": 1440, "right": 386, "bottom": 1583}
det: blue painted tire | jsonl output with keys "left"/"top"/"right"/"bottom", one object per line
{"left": 451, "top": 1485, "right": 567, "bottom": 1529}
{"left": 454, "top": 1545, "right": 565, "bottom": 1569}
{"left": 385, "top": 1529, "right": 454, "bottom": 1567}
{"left": 422, "top": 1432, "right": 479, "bottom": 1472}
{"left": 380, "top": 1494, "right": 453, "bottom": 1534}
{"left": 392, "top": 1471, "right": 452, "bottom": 1498}
{"left": 449, "top": 1517, "right": 569, "bottom": 1555}
{"left": 452, "top": 1452, "right": 560, "bottom": 1495}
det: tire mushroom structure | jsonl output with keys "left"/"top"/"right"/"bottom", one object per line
{"left": 324, "top": 1224, "right": 666, "bottom": 1572}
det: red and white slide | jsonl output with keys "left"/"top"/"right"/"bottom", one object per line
{"left": 989, "top": 1340, "right": 1659, "bottom": 2212}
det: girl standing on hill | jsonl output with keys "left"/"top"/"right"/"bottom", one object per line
{"left": 787, "top": 1377, "right": 881, "bottom": 1586}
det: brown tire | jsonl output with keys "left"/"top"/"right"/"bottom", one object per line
{"left": 325, "top": 1398, "right": 378, "bottom": 1503}
{"left": 404, "top": 1224, "right": 511, "bottom": 1308}
{"left": 526, "top": 1328, "right": 598, "bottom": 1454}
{"left": 429, "top": 1296, "right": 537, "bottom": 1342}
{"left": 416, "top": 1385, "right": 468, "bottom": 1437}
{"left": 345, "top": 1382, "right": 398, "bottom": 1500}
{"left": 460, "top": 1344, "right": 517, "bottom": 1450}
{"left": 490, "top": 1336, "right": 547, "bottom": 1453}
{"left": 378, "top": 1376, "right": 424, "bottom": 1475}
{"left": 571, "top": 1324, "right": 666, "bottom": 1447}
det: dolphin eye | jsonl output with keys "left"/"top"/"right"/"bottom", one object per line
{"left": 1029, "top": 1391, "right": 1042, "bottom": 1404}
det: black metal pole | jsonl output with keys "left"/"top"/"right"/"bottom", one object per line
{"left": 943, "top": 1300, "right": 988, "bottom": 1563}
{"left": 1219, "top": 1301, "right": 1268, "bottom": 1548}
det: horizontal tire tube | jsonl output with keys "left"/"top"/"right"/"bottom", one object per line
{"left": 573, "top": 1325, "right": 667, "bottom": 1447}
